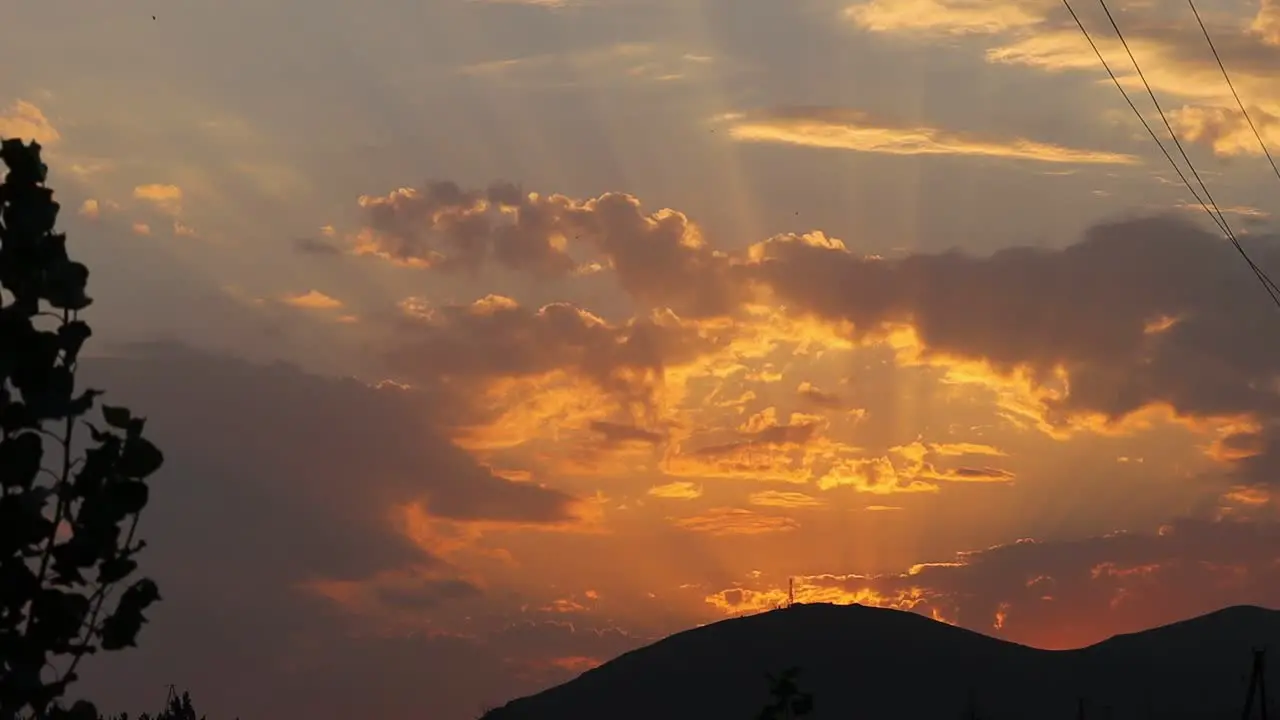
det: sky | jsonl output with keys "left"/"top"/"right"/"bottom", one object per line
{"left": 6, "top": 0, "right": 1280, "bottom": 717}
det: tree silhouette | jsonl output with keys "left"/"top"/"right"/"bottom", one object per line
{"left": 0, "top": 139, "right": 164, "bottom": 720}
{"left": 755, "top": 667, "right": 814, "bottom": 720}
{"left": 100, "top": 688, "right": 211, "bottom": 720}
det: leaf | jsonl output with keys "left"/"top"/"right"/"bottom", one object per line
{"left": 99, "top": 578, "right": 161, "bottom": 651}
{"left": 106, "top": 481, "right": 150, "bottom": 516}
{"left": 66, "top": 700, "right": 99, "bottom": 720}
{"left": 126, "top": 416, "right": 147, "bottom": 440}
{"left": 118, "top": 437, "right": 164, "bottom": 479}
{"left": 101, "top": 405, "right": 132, "bottom": 429}
{"left": 57, "top": 320, "right": 92, "bottom": 363}
{"left": 0, "top": 556, "right": 39, "bottom": 610}
{"left": 44, "top": 260, "right": 92, "bottom": 311}
{"left": 30, "top": 589, "right": 91, "bottom": 646}
{"left": 0, "top": 138, "right": 166, "bottom": 713}
{"left": 98, "top": 555, "right": 139, "bottom": 585}
{"left": 0, "top": 490, "right": 56, "bottom": 550}
{"left": 66, "top": 388, "right": 103, "bottom": 419}
{"left": 83, "top": 420, "right": 111, "bottom": 444}
{"left": 47, "top": 699, "right": 99, "bottom": 720}
{"left": 0, "top": 431, "right": 43, "bottom": 489}
{"left": 0, "top": 399, "right": 36, "bottom": 433}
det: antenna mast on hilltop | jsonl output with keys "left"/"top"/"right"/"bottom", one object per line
{"left": 788, "top": 577, "right": 795, "bottom": 608}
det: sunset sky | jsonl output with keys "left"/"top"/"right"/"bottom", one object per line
{"left": 7, "top": 0, "right": 1280, "bottom": 717}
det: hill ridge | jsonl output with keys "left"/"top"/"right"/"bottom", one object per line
{"left": 483, "top": 603, "right": 1280, "bottom": 720}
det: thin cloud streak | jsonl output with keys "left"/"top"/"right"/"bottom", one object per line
{"left": 723, "top": 108, "right": 1139, "bottom": 164}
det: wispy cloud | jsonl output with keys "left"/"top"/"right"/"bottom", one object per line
{"left": 469, "top": 0, "right": 569, "bottom": 6}
{"left": 460, "top": 43, "right": 709, "bottom": 86}
{"left": 721, "top": 108, "right": 1139, "bottom": 165}
{"left": 845, "top": 0, "right": 1052, "bottom": 36}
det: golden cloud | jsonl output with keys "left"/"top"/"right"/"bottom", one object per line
{"left": 0, "top": 100, "right": 59, "bottom": 145}
{"left": 647, "top": 481, "right": 703, "bottom": 500}
{"left": 723, "top": 107, "right": 1138, "bottom": 165}
{"left": 845, "top": 0, "right": 1053, "bottom": 36}
{"left": 133, "top": 183, "right": 184, "bottom": 214}
{"left": 848, "top": 0, "right": 1280, "bottom": 159}
{"left": 747, "top": 490, "right": 824, "bottom": 508}
{"left": 1169, "top": 105, "right": 1280, "bottom": 158}
{"left": 702, "top": 519, "right": 1280, "bottom": 648}
{"left": 282, "top": 290, "right": 344, "bottom": 310}
{"left": 1255, "top": 0, "right": 1280, "bottom": 45}
{"left": 669, "top": 507, "right": 800, "bottom": 536}
{"left": 346, "top": 172, "right": 1280, "bottom": 502}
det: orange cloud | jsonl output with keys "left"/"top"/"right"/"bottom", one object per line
{"left": 79, "top": 199, "right": 101, "bottom": 219}
{"left": 354, "top": 183, "right": 746, "bottom": 317}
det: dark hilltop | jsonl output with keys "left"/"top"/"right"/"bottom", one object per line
{"left": 483, "top": 603, "right": 1280, "bottom": 719}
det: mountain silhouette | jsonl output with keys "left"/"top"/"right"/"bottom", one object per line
{"left": 482, "top": 603, "right": 1280, "bottom": 719}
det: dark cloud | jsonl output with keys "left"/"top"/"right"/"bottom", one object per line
{"left": 83, "top": 342, "right": 578, "bottom": 528}
{"left": 293, "top": 236, "right": 344, "bottom": 256}
{"left": 796, "top": 381, "right": 845, "bottom": 410}
{"left": 384, "top": 296, "right": 728, "bottom": 416}
{"left": 589, "top": 420, "right": 665, "bottom": 446}
{"left": 68, "top": 342, "right": 596, "bottom": 719}
{"left": 748, "top": 216, "right": 1280, "bottom": 487}
{"left": 355, "top": 183, "right": 746, "bottom": 317}
{"left": 690, "top": 417, "right": 821, "bottom": 457}
{"left": 373, "top": 579, "right": 485, "bottom": 612}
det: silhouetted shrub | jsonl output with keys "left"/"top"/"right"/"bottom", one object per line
{"left": 101, "top": 689, "right": 208, "bottom": 720}
{"left": 0, "top": 139, "right": 164, "bottom": 720}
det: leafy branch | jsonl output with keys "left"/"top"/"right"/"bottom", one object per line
{"left": 0, "top": 139, "right": 164, "bottom": 720}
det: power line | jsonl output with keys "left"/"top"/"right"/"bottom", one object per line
{"left": 1093, "top": 0, "right": 1280, "bottom": 304}
{"left": 1187, "top": 0, "right": 1280, "bottom": 186}
{"left": 1059, "top": 0, "right": 1225, "bottom": 236}
{"left": 1095, "top": 0, "right": 1227, "bottom": 230}
{"left": 1061, "top": 0, "right": 1280, "bottom": 310}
